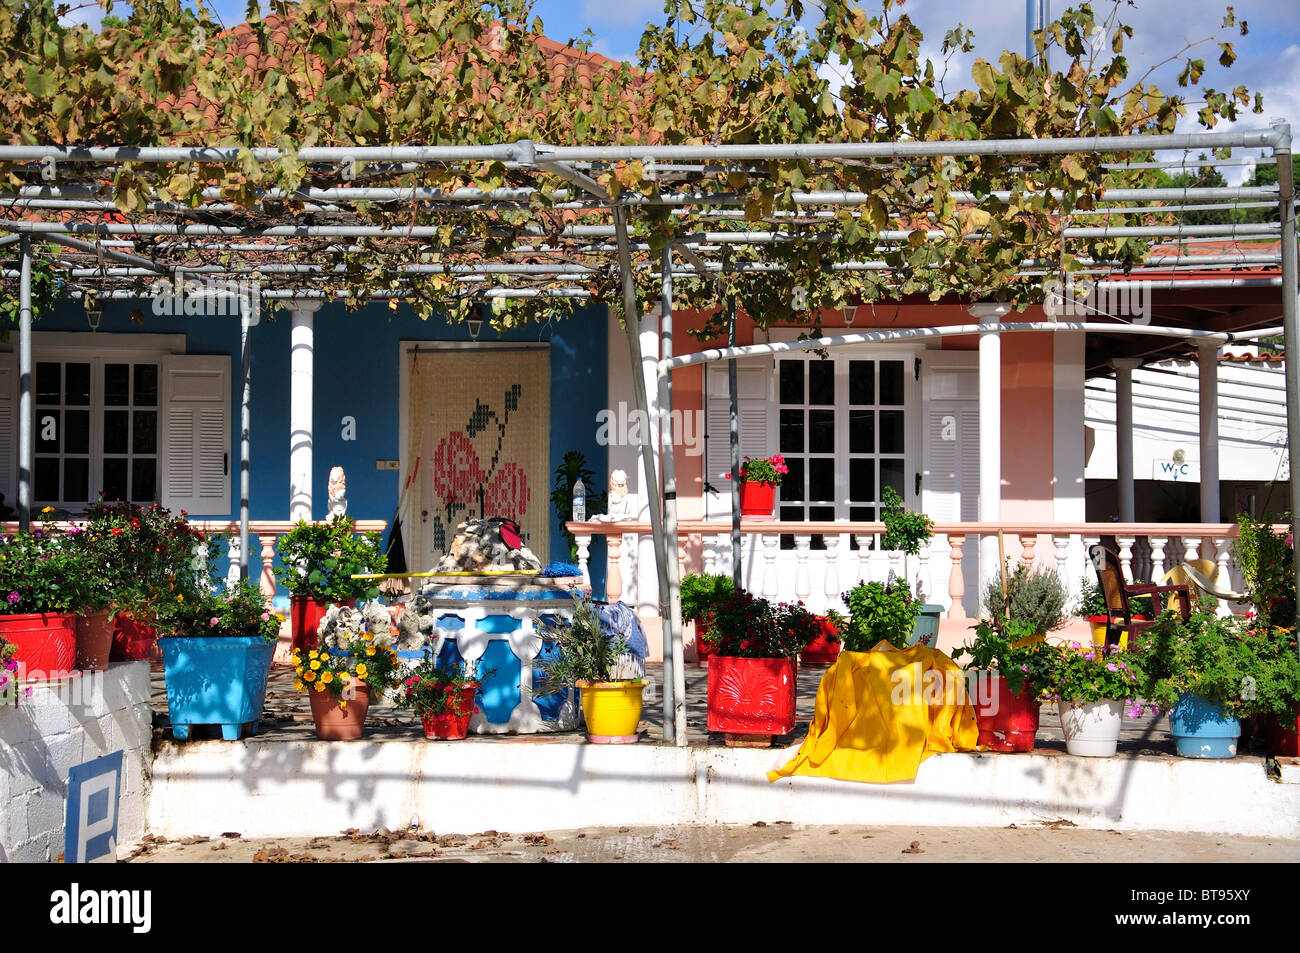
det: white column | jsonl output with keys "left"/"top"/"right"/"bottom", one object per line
{"left": 290, "top": 300, "right": 324, "bottom": 522}
{"left": 1197, "top": 341, "right": 1221, "bottom": 523}
{"left": 1053, "top": 330, "right": 1087, "bottom": 605}
{"left": 978, "top": 323, "right": 1002, "bottom": 582}
{"left": 1111, "top": 358, "right": 1142, "bottom": 523}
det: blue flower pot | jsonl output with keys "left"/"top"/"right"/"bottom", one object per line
{"left": 908, "top": 604, "right": 944, "bottom": 648}
{"left": 160, "top": 636, "right": 275, "bottom": 741}
{"left": 1169, "top": 692, "right": 1240, "bottom": 759}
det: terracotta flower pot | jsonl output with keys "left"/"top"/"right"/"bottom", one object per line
{"left": 75, "top": 608, "right": 115, "bottom": 672}
{"left": 111, "top": 611, "right": 158, "bottom": 662}
{"left": 739, "top": 481, "right": 777, "bottom": 520}
{"left": 308, "top": 681, "right": 371, "bottom": 740}
{"left": 420, "top": 684, "right": 480, "bottom": 740}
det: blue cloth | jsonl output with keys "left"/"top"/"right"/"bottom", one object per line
{"left": 540, "top": 561, "right": 582, "bottom": 577}
{"left": 595, "top": 601, "right": 648, "bottom": 659}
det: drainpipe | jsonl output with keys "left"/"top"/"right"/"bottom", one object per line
{"left": 290, "top": 300, "right": 324, "bottom": 522}
{"left": 1197, "top": 341, "right": 1221, "bottom": 524}
{"left": 1273, "top": 123, "right": 1300, "bottom": 632}
{"left": 658, "top": 245, "right": 686, "bottom": 744}
{"left": 1111, "top": 358, "right": 1142, "bottom": 522}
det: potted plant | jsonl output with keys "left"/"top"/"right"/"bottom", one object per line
{"left": 275, "top": 515, "right": 387, "bottom": 653}
{"left": 879, "top": 486, "right": 941, "bottom": 640}
{"left": 953, "top": 619, "right": 1056, "bottom": 752}
{"left": 702, "top": 590, "right": 820, "bottom": 746}
{"left": 680, "top": 571, "right": 735, "bottom": 663}
{"left": 0, "top": 637, "right": 20, "bottom": 708}
{"left": 724, "top": 453, "right": 788, "bottom": 519}
{"left": 155, "top": 579, "right": 283, "bottom": 740}
{"left": 842, "top": 577, "right": 921, "bottom": 651}
{"left": 982, "top": 561, "right": 1069, "bottom": 641}
{"left": 295, "top": 601, "right": 404, "bottom": 740}
{"left": 1045, "top": 641, "right": 1144, "bottom": 757}
{"left": 395, "top": 653, "right": 482, "bottom": 740}
{"left": 0, "top": 523, "right": 82, "bottom": 678}
{"left": 801, "top": 608, "right": 844, "bottom": 665}
{"left": 1075, "top": 575, "right": 1110, "bottom": 646}
{"left": 1232, "top": 512, "right": 1296, "bottom": 629}
{"left": 537, "top": 594, "right": 644, "bottom": 744}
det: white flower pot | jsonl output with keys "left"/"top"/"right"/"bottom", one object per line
{"left": 1058, "top": 699, "right": 1124, "bottom": 757}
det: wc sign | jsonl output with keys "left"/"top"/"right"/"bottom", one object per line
{"left": 1153, "top": 459, "right": 1200, "bottom": 482}
{"left": 65, "top": 751, "right": 123, "bottom": 864}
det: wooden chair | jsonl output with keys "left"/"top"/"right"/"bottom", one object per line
{"left": 1088, "top": 544, "right": 1191, "bottom": 647}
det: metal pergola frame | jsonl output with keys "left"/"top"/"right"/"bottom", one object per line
{"left": 4, "top": 123, "right": 1297, "bottom": 745}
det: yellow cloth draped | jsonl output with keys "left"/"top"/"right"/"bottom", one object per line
{"left": 768, "top": 643, "right": 979, "bottom": 784}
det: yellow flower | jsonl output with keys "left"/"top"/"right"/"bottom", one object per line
{"left": 308, "top": 650, "right": 319, "bottom": 659}
{"left": 366, "top": 647, "right": 376, "bottom": 657}
{"left": 41, "top": 506, "right": 53, "bottom": 514}
{"left": 355, "top": 662, "right": 368, "bottom": 677}
{"left": 321, "top": 671, "right": 333, "bottom": 684}
{"left": 310, "top": 660, "right": 321, "bottom": 671}
{"left": 363, "top": 631, "right": 373, "bottom": 641}
{"left": 304, "top": 670, "right": 316, "bottom": 682}
{"left": 314, "top": 682, "right": 325, "bottom": 692}
{"left": 294, "top": 680, "right": 305, "bottom": 691}
{"left": 176, "top": 594, "right": 184, "bottom": 603}
{"left": 339, "top": 700, "right": 348, "bottom": 709}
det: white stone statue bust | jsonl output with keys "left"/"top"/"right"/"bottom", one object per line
{"left": 596, "top": 468, "right": 636, "bottom": 521}
{"left": 328, "top": 466, "right": 347, "bottom": 516}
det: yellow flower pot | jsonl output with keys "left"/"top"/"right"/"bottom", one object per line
{"left": 576, "top": 680, "right": 644, "bottom": 744}
{"left": 1089, "top": 621, "right": 1128, "bottom": 649}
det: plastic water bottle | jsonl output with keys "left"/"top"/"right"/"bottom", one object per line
{"left": 572, "top": 478, "right": 586, "bottom": 521}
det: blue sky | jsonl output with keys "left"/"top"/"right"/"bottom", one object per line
{"left": 65, "top": 1, "right": 1299, "bottom": 179}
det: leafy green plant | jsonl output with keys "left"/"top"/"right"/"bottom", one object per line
{"left": 700, "top": 589, "right": 820, "bottom": 659}
{"left": 274, "top": 515, "right": 386, "bottom": 602}
{"left": 154, "top": 580, "right": 283, "bottom": 642}
{"left": 842, "top": 578, "right": 920, "bottom": 651}
{"left": 1045, "top": 641, "right": 1145, "bottom": 705}
{"left": 551, "top": 451, "right": 607, "bottom": 560}
{"left": 1135, "top": 610, "right": 1300, "bottom": 719}
{"left": 1075, "top": 576, "right": 1107, "bottom": 618}
{"left": 536, "top": 594, "right": 633, "bottom": 693}
{"left": 952, "top": 620, "right": 1058, "bottom": 699}
{"left": 680, "top": 571, "right": 735, "bottom": 627}
{"left": 394, "top": 654, "right": 481, "bottom": 720}
{"left": 0, "top": 247, "right": 60, "bottom": 339}
{"left": 879, "top": 486, "right": 933, "bottom": 555}
{"left": 982, "top": 562, "right": 1068, "bottom": 635}
{"left": 1233, "top": 512, "right": 1296, "bottom": 628}
{"left": 0, "top": 524, "right": 88, "bottom": 614}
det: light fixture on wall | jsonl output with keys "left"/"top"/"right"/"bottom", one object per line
{"left": 967, "top": 302, "right": 1012, "bottom": 320}
{"left": 466, "top": 318, "right": 483, "bottom": 341}
{"left": 843, "top": 305, "right": 858, "bottom": 326}
{"left": 83, "top": 290, "right": 102, "bottom": 331}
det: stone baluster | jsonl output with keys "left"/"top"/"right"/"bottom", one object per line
{"left": 1213, "top": 537, "right": 1234, "bottom": 618}
{"left": 916, "top": 539, "right": 931, "bottom": 603}
{"left": 1182, "top": 536, "right": 1203, "bottom": 565}
{"left": 702, "top": 533, "right": 718, "bottom": 576}
{"left": 575, "top": 533, "right": 592, "bottom": 593}
{"left": 947, "top": 534, "right": 967, "bottom": 620}
{"left": 886, "top": 549, "right": 904, "bottom": 583}
{"left": 1082, "top": 535, "right": 1101, "bottom": 579}
{"left": 793, "top": 535, "right": 812, "bottom": 607}
{"left": 1116, "top": 536, "right": 1136, "bottom": 584}
{"left": 606, "top": 534, "right": 623, "bottom": 603}
{"left": 225, "top": 534, "right": 243, "bottom": 589}
{"left": 855, "top": 535, "right": 873, "bottom": 585}
{"left": 1052, "top": 535, "right": 1070, "bottom": 582}
{"left": 1018, "top": 533, "right": 1037, "bottom": 569}
{"left": 258, "top": 535, "right": 278, "bottom": 601}
{"left": 762, "top": 534, "right": 781, "bottom": 601}
{"left": 823, "top": 534, "right": 842, "bottom": 613}
{"left": 1148, "top": 536, "right": 1168, "bottom": 584}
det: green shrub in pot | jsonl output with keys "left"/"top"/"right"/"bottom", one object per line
{"left": 842, "top": 578, "right": 920, "bottom": 651}
{"left": 982, "top": 562, "right": 1068, "bottom": 637}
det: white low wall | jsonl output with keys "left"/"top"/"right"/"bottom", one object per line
{"left": 0, "top": 662, "right": 152, "bottom": 862}
{"left": 148, "top": 738, "right": 1300, "bottom": 841}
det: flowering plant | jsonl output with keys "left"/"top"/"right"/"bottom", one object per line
{"left": 952, "top": 619, "right": 1057, "bottom": 699}
{"left": 394, "top": 653, "right": 481, "bottom": 720}
{"left": 274, "top": 515, "right": 387, "bottom": 602}
{"left": 0, "top": 637, "right": 20, "bottom": 707}
{"left": 293, "top": 602, "right": 405, "bottom": 703}
{"left": 1044, "top": 641, "right": 1145, "bottom": 705}
{"left": 700, "top": 589, "right": 820, "bottom": 659}
{"left": 154, "top": 580, "right": 282, "bottom": 641}
{"left": 0, "top": 524, "right": 88, "bottom": 614}
{"left": 726, "top": 453, "right": 789, "bottom": 486}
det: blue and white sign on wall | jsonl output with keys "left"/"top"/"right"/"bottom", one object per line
{"left": 1152, "top": 459, "right": 1200, "bottom": 482}
{"left": 65, "top": 751, "right": 123, "bottom": 864}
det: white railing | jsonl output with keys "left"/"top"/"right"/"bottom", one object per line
{"left": 3, "top": 518, "right": 389, "bottom": 601}
{"left": 568, "top": 520, "right": 1270, "bottom": 620}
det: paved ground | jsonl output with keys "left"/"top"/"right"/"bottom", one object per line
{"left": 123, "top": 823, "right": 1300, "bottom": 863}
{"left": 149, "top": 658, "right": 1276, "bottom": 762}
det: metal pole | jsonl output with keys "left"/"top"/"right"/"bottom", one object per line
{"left": 658, "top": 245, "right": 687, "bottom": 745}
{"left": 1272, "top": 125, "right": 1300, "bottom": 631}
{"left": 17, "top": 236, "right": 32, "bottom": 532}
{"left": 612, "top": 206, "right": 676, "bottom": 744}
{"left": 727, "top": 270, "right": 742, "bottom": 590}
{"left": 239, "top": 306, "right": 253, "bottom": 580}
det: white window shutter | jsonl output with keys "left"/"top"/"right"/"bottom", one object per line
{"left": 703, "top": 358, "right": 771, "bottom": 518}
{"left": 0, "top": 352, "right": 14, "bottom": 509}
{"left": 161, "top": 355, "right": 230, "bottom": 516}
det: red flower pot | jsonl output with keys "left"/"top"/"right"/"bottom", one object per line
{"left": 291, "top": 596, "right": 355, "bottom": 653}
{"left": 111, "top": 612, "right": 158, "bottom": 662}
{"left": 739, "top": 481, "right": 776, "bottom": 520}
{"left": 1266, "top": 702, "right": 1300, "bottom": 757}
{"left": 0, "top": 612, "right": 77, "bottom": 680}
{"left": 707, "top": 655, "right": 797, "bottom": 743}
{"left": 971, "top": 672, "right": 1041, "bottom": 752}
{"left": 800, "top": 616, "right": 842, "bottom": 665}
{"left": 421, "top": 684, "right": 480, "bottom": 740}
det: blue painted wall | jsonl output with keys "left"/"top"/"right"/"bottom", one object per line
{"left": 30, "top": 298, "right": 608, "bottom": 583}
